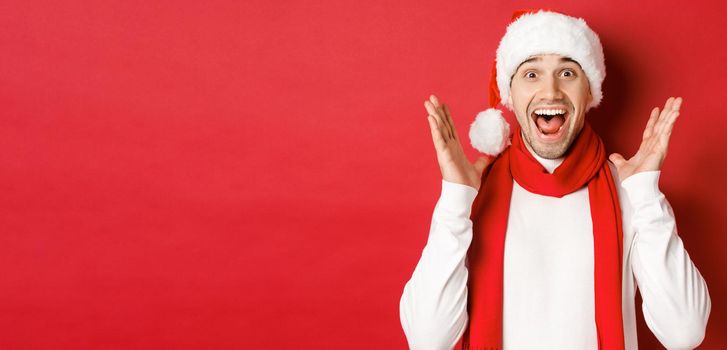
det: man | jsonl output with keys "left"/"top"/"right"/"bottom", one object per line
{"left": 399, "top": 9, "right": 711, "bottom": 350}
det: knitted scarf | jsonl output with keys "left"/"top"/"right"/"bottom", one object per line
{"left": 461, "top": 122, "right": 625, "bottom": 350}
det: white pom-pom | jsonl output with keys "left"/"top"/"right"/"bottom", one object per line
{"left": 468, "top": 108, "right": 511, "bottom": 156}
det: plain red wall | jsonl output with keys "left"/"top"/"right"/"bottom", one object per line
{"left": 1, "top": 0, "right": 725, "bottom": 349}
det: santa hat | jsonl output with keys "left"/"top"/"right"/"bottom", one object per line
{"left": 469, "top": 8, "right": 606, "bottom": 156}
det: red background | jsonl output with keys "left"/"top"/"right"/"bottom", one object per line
{"left": 1, "top": 0, "right": 725, "bottom": 349}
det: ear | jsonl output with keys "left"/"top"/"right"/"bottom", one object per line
{"left": 584, "top": 91, "right": 594, "bottom": 115}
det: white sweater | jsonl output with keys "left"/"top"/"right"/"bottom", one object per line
{"left": 399, "top": 153, "right": 711, "bottom": 350}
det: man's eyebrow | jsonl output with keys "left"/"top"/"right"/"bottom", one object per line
{"left": 559, "top": 56, "right": 580, "bottom": 65}
{"left": 516, "top": 56, "right": 541, "bottom": 70}
{"left": 514, "top": 56, "right": 581, "bottom": 73}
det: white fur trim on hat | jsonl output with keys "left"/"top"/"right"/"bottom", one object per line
{"left": 469, "top": 108, "right": 511, "bottom": 156}
{"left": 496, "top": 10, "right": 606, "bottom": 112}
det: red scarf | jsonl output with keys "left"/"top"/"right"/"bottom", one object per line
{"left": 461, "top": 122, "right": 625, "bottom": 349}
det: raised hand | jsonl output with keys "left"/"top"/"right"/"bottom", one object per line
{"left": 425, "top": 94, "right": 492, "bottom": 191}
{"left": 609, "top": 96, "right": 682, "bottom": 182}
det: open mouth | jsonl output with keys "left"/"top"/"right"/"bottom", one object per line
{"left": 530, "top": 107, "right": 569, "bottom": 141}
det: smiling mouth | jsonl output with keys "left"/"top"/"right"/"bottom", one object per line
{"left": 530, "top": 108, "right": 569, "bottom": 140}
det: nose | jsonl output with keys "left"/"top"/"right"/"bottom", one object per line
{"left": 540, "top": 75, "right": 564, "bottom": 100}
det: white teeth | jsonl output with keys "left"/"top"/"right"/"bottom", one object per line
{"left": 534, "top": 109, "right": 566, "bottom": 116}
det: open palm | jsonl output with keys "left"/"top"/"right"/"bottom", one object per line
{"left": 425, "top": 94, "right": 492, "bottom": 191}
{"left": 609, "top": 96, "right": 682, "bottom": 181}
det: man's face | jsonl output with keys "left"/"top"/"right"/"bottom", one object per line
{"left": 508, "top": 53, "right": 593, "bottom": 159}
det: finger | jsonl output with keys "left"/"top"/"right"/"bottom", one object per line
{"left": 424, "top": 101, "right": 449, "bottom": 143}
{"left": 654, "top": 97, "right": 676, "bottom": 134}
{"left": 660, "top": 97, "right": 674, "bottom": 120}
{"left": 663, "top": 96, "right": 675, "bottom": 113}
{"left": 643, "top": 107, "right": 659, "bottom": 140}
{"left": 672, "top": 96, "right": 682, "bottom": 112}
{"left": 662, "top": 97, "right": 682, "bottom": 133}
{"left": 659, "top": 111, "right": 680, "bottom": 153}
{"left": 443, "top": 104, "right": 458, "bottom": 141}
{"left": 439, "top": 104, "right": 453, "bottom": 141}
{"left": 437, "top": 105, "right": 453, "bottom": 141}
{"left": 427, "top": 114, "right": 447, "bottom": 150}
{"left": 431, "top": 95, "right": 453, "bottom": 140}
{"left": 473, "top": 155, "right": 494, "bottom": 175}
{"left": 424, "top": 99, "right": 438, "bottom": 116}
{"left": 609, "top": 153, "right": 627, "bottom": 167}
{"left": 663, "top": 111, "right": 680, "bottom": 137}
{"left": 424, "top": 100, "right": 448, "bottom": 140}
{"left": 663, "top": 98, "right": 682, "bottom": 134}
{"left": 654, "top": 108, "right": 680, "bottom": 151}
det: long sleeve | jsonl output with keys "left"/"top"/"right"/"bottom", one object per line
{"left": 620, "top": 171, "right": 712, "bottom": 350}
{"left": 399, "top": 179, "right": 479, "bottom": 350}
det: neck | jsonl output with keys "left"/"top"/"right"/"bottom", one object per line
{"left": 521, "top": 131, "right": 564, "bottom": 174}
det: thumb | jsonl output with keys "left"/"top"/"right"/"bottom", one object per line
{"left": 473, "top": 155, "right": 493, "bottom": 175}
{"left": 609, "top": 153, "right": 626, "bottom": 168}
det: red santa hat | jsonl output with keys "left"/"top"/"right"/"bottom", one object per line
{"left": 469, "top": 8, "right": 606, "bottom": 156}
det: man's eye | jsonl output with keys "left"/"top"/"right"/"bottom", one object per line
{"left": 562, "top": 70, "right": 576, "bottom": 77}
{"left": 525, "top": 72, "right": 536, "bottom": 78}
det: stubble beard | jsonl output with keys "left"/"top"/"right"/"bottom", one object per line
{"left": 521, "top": 125, "right": 577, "bottom": 159}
